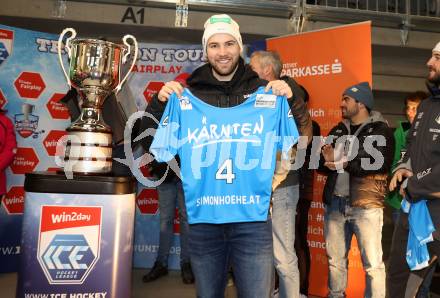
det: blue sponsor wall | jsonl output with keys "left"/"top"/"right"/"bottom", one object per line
{"left": 0, "top": 24, "right": 205, "bottom": 272}
{"left": 0, "top": 25, "right": 70, "bottom": 272}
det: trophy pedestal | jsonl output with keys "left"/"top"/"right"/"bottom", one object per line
{"left": 17, "top": 172, "right": 136, "bottom": 297}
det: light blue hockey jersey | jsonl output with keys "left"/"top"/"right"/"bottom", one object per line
{"left": 150, "top": 87, "right": 299, "bottom": 224}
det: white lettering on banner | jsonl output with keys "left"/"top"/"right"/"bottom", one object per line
{"left": 13, "top": 156, "right": 36, "bottom": 167}
{"left": 4, "top": 196, "right": 24, "bottom": 205}
{"left": 133, "top": 245, "right": 181, "bottom": 255}
{"left": 23, "top": 293, "right": 108, "bottom": 298}
{"left": 17, "top": 79, "right": 42, "bottom": 91}
{"left": 34, "top": 40, "right": 203, "bottom": 64}
{"left": 133, "top": 244, "right": 158, "bottom": 253}
{"left": 310, "top": 201, "right": 325, "bottom": 209}
{"left": 313, "top": 253, "right": 328, "bottom": 265}
{"left": 51, "top": 212, "right": 91, "bottom": 224}
{"left": 281, "top": 59, "right": 343, "bottom": 78}
{"left": 188, "top": 115, "right": 264, "bottom": 146}
{"left": 137, "top": 197, "right": 157, "bottom": 206}
{"left": 196, "top": 195, "right": 261, "bottom": 207}
{"left": 138, "top": 48, "right": 158, "bottom": 61}
{"left": 309, "top": 108, "right": 325, "bottom": 118}
{"left": 0, "top": 246, "right": 20, "bottom": 255}
{"left": 69, "top": 292, "right": 108, "bottom": 298}
{"left": 307, "top": 240, "right": 326, "bottom": 249}
{"left": 162, "top": 49, "right": 204, "bottom": 62}
{"left": 44, "top": 139, "right": 59, "bottom": 148}
{"left": 315, "top": 174, "right": 327, "bottom": 183}
{"left": 137, "top": 48, "right": 204, "bottom": 63}
{"left": 35, "top": 38, "right": 65, "bottom": 54}
{"left": 308, "top": 226, "right": 324, "bottom": 236}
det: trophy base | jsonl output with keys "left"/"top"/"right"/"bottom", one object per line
{"left": 64, "top": 130, "right": 113, "bottom": 174}
{"left": 64, "top": 159, "right": 113, "bottom": 174}
{"left": 70, "top": 107, "right": 112, "bottom": 133}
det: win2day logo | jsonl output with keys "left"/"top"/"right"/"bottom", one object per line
{"left": 37, "top": 205, "right": 102, "bottom": 284}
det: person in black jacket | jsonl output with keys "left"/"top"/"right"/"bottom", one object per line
{"left": 388, "top": 41, "right": 440, "bottom": 298}
{"left": 320, "top": 82, "right": 394, "bottom": 298}
{"left": 139, "top": 14, "right": 297, "bottom": 298}
{"left": 249, "top": 50, "right": 312, "bottom": 298}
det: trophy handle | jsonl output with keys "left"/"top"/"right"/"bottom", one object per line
{"left": 57, "top": 28, "right": 77, "bottom": 88}
{"left": 115, "top": 34, "right": 138, "bottom": 93}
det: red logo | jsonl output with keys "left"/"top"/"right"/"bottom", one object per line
{"left": 0, "top": 88, "right": 7, "bottom": 109}
{"left": 43, "top": 130, "right": 67, "bottom": 156}
{"left": 14, "top": 72, "right": 46, "bottom": 99}
{"left": 2, "top": 186, "right": 25, "bottom": 214}
{"left": 136, "top": 188, "right": 159, "bottom": 215}
{"left": 46, "top": 93, "right": 69, "bottom": 119}
{"left": 143, "top": 81, "right": 164, "bottom": 104}
{"left": 11, "top": 147, "right": 39, "bottom": 174}
{"left": 40, "top": 206, "right": 102, "bottom": 232}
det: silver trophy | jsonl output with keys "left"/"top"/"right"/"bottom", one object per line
{"left": 57, "top": 28, "right": 138, "bottom": 174}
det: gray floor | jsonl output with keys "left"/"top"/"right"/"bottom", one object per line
{"left": 7, "top": 268, "right": 440, "bottom": 298}
{"left": 0, "top": 269, "right": 240, "bottom": 298}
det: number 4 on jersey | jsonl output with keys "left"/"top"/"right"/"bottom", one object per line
{"left": 216, "top": 159, "right": 236, "bottom": 184}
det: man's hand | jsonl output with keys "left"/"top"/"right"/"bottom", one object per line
{"left": 157, "top": 81, "right": 184, "bottom": 102}
{"left": 322, "top": 144, "right": 335, "bottom": 162}
{"left": 265, "top": 80, "right": 293, "bottom": 98}
{"left": 324, "top": 157, "right": 348, "bottom": 171}
{"left": 322, "top": 143, "right": 345, "bottom": 162}
{"left": 389, "top": 168, "right": 413, "bottom": 191}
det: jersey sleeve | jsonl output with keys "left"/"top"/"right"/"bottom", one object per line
{"left": 149, "top": 93, "right": 181, "bottom": 162}
{"left": 278, "top": 96, "right": 299, "bottom": 153}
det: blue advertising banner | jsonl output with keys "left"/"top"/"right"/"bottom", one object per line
{"left": 0, "top": 24, "right": 70, "bottom": 273}
{"left": 0, "top": 23, "right": 205, "bottom": 272}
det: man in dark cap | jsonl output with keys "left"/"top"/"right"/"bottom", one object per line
{"left": 320, "top": 82, "right": 394, "bottom": 298}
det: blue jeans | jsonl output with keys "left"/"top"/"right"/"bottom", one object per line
{"left": 188, "top": 220, "right": 274, "bottom": 298}
{"left": 156, "top": 177, "right": 190, "bottom": 266}
{"left": 272, "top": 184, "right": 300, "bottom": 298}
{"left": 324, "top": 196, "right": 385, "bottom": 298}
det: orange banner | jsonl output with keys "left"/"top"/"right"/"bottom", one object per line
{"left": 267, "top": 21, "right": 372, "bottom": 297}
